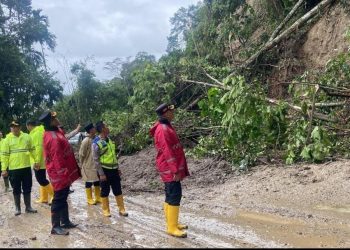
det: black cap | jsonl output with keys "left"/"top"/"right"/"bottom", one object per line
{"left": 95, "top": 121, "right": 105, "bottom": 133}
{"left": 26, "top": 119, "right": 38, "bottom": 126}
{"left": 38, "top": 111, "right": 57, "bottom": 123}
{"left": 155, "top": 103, "right": 175, "bottom": 116}
{"left": 9, "top": 121, "right": 20, "bottom": 127}
{"left": 84, "top": 123, "right": 94, "bottom": 133}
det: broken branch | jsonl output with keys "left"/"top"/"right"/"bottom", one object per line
{"left": 233, "top": 0, "right": 334, "bottom": 71}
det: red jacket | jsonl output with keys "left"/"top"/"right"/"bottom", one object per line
{"left": 43, "top": 128, "right": 81, "bottom": 191}
{"left": 150, "top": 119, "right": 190, "bottom": 183}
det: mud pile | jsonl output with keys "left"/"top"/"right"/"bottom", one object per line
{"left": 119, "top": 146, "right": 236, "bottom": 194}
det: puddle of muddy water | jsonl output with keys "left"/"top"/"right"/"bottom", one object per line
{"left": 237, "top": 211, "right": 304, "bottom": 226}
{"left": 235, "top": 210, "right": 346, "bottom": 248}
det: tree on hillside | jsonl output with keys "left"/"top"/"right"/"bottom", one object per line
{"left": 0, "top": 0, "right": 62, "bottom": 129}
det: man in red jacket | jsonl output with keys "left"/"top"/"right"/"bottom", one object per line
{"left": 150, "top": 103, "right": 190, "bottom": 238}
{"left": 38, "top": 111, "right": 81, "bottom": 236}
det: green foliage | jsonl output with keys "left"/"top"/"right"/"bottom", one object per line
{"left": 194, "top": 75, "right": 288, "bottom": 168}
{"left": 50, "top": 0, "right": 349, "bottom": 171}
{"left": 284, "top": 37, "right": 350, "bottom": 164}
{"left": 102, "top": 110, "right": 154, "bottom": 154}
{"left": 95, "top": 54, "right": 176, "bottom": 154}
{"left": 285, "top": 119, "right": 332, "bottom": 164}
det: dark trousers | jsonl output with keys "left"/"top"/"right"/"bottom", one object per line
{"left": 85, "top": 181, "right": 100, "bottom": 188}
{"left": 165, "top": 181, "right": 182, "bottom": 206}
{"left": 9, "top": 168, "right": 32, "bottom": 195}
{"left": 2, "top": 176, "right": 9, "bottom": 187}
{"left": 100, "top": 168, "right": 122, "bottom": 197}
{"left": 51, "top": 186, "right": 69, "bottom": 215}
{"left": 34, "top": 169, "right": 50, "bottom": 186}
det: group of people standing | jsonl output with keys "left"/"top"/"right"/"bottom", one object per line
{"left": 1, "top": 103, "right": 190, "bottom": 238}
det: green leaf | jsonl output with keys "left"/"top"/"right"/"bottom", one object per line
{"left": 301, "top": 146, "right": 311, "bottom": 160}
{"left": 311, "top": 126, "right": 321, "bottom": 141}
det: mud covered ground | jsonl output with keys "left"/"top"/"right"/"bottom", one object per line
{"left": 1, "top": 146, "right": 350, "bottom": 248}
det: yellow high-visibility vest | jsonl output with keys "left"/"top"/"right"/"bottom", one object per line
{"left": 96, "top": 137, "right": 118, "bottom": 168}
{"left": 29, "top": 125, "right": 45, "bottom": 169}
{"left": 1, "top": 131, "right": 34, "bottom": 171}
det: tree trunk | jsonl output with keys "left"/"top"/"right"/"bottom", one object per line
{"left": 269, "top": 0, "right": 305, "bottom": 41}
{"left": 232, "top": 0, "right": 334, "bottom": 72}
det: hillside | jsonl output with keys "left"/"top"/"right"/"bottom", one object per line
{"left": 269, "top": 2, "right": 350, "bottom": 97}
{"left": 2, "top": 0, "right": 350, "bottom": 248}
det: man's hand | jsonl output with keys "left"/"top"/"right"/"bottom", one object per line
{"left": 76, "top": 124, "right": 81, "bottom": 131}
{"left": 34, "top": 163, "right": 40, "bottom": 171}
{"left": 173, "top": 173, "right": 181, "bottom": 182}
{"left": 1, "top": 171, "right": 8, "bottom": 177}
{"left": 99, "top": 174, "right": 107, "bottom": 181}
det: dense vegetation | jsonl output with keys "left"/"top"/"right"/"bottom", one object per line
{"left": 2, "top": 0, "right": 350, "bottom": 168}
{"left": 0, "top": 0, "right": 62, "bottom": 129}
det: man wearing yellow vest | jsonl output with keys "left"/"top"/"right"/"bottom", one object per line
{"left": 1, "top": 121, "right": 37, "bottom": 215}
{"left": 0, "top": 131, "right": 11, "bottom": 192}
{"left": 26, "top": 120, "right": 54, "bottom": 204}
{"left": 92, "top": 121, "right": 128, "bottom": 217}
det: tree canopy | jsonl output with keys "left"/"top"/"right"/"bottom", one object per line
{"left": 0, "top": 0, "right": 62, "bottom": 129}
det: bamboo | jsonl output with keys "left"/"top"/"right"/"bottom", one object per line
{"left": 231, "top": 0, "right": 334, "bottom": 71}
{"left": 269, "top": 0, "right": 305, "bottom": 41}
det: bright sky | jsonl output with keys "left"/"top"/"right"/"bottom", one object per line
{"left": 31, "top": 0, "right": 199, "bottom": 93}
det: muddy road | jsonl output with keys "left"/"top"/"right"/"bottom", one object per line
{"left": 1, "top": 148, "right": 350, "bottom": 248}
{"left": 0, "top": 180, "right": 281, "bottom": 248}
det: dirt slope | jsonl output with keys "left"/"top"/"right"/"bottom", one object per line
{"left": 266, "top": 2, "right": 350, "bottom": 98}
{"left": 119, "top": 146, "right": 235, "bottom": 194}
{"left": 300, "top": 4, "right": 350, "bottom": 69}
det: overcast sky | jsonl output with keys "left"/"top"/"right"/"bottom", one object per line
{"left": 31, "top": 0, "right": 199, "bottom": 93}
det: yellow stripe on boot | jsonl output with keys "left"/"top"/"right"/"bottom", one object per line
{"left": 164, "top": 202, "right": 188, "bottom": 230}
{"left": 101, "top": 197, "right": 111, "bottom": 217}
{"left": 167, "top": 205, "right": 187, "bottom": 238}
{"left": 115, "top": 195, "right": 128, "bottom": 217}
{"left": 94, "top": 186, "right": 102, "bottom": 204}
{"left": 47, "top": 183, "right": 54, "bottom": 205}
{"left": 35, "top": 186, "right": 48, "bottom": 203}
{"left": 86, "top": 188, "right": 97, "bottom": 205}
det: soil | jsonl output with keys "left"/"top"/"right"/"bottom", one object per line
{"left": 299, "top": 3, "right": 350, "bottom": 70}
{"left": 1, "top": 145, "right": 350, "bottom": 248}
{"left": 267, "top": 2, "right": 350, "bottom": 99}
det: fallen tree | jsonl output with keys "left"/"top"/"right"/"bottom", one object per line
{"left": 229, "top": 0, "right": 335, "bottom": 75}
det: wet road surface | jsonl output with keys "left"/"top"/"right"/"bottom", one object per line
{"left": 1, "top": 179, "right": 350, "bottom": 248}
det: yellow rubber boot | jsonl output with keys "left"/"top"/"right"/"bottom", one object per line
{"left": 163, "top": 202, "right": 168, "bottom": 230}
{"left": 167, "top": 205, "right": 187, "bottom": 238}
{"left": 164, "top": 202, "right": 188, "bottom": 230}
{"left": 101, "top": 197, "right": 111, "bottom": 217}
{"left": 94, "top": 186, "right": 102, "bottom": 204}
{"left": 115, "top": 195, "right": 128, "bottom": 217}
{"left": 47, "top": 183, "right": 54, "bottom": 205}
{"left": 86, "top": 188, "right": 96, "bottom": 205}
{"left": 35, "top": 186, "right": 48, "bottom": 203}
